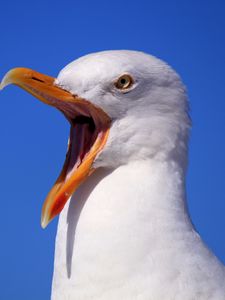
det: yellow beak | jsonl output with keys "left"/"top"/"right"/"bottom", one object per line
{"left": 0, "top": 68, "right": 111, "bottom": 228}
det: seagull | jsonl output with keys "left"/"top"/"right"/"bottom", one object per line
{"left": 1, "top": 50, "right": 225, "bottom": 300}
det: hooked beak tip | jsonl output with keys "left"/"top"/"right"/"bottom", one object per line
{"left": 0, "top": 74, "right": 9, "bottom": 90}
{"left": 0, "top": 69, "right": 21, "bottom": 91}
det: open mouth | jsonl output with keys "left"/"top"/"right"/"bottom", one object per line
{"left": 0, "top": 67, "right": 111, "bottom": 228}
{"left": 42, "top": 97, "right": 110, "bottom": 228}
{"left": 66, "top": 115, "right": 96, "bottom": 182}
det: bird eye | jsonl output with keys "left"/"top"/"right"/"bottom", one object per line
{"left": 115, "top": 74, "right": 134, "bottom": 91}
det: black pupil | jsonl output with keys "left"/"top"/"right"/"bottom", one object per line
{"left": 120, "top": 78, "right": 127, "bottom": 85}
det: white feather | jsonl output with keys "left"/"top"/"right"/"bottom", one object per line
{"left": 52, "top": 50, "right": 225, "bottom": 299}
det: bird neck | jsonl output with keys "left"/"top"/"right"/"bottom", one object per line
{"left": 52, "top": 158, "right": 196, "bottom": 292}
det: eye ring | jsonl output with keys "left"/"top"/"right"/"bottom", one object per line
{"left": 114, "top": 74, "right": 134, "bottom": 91}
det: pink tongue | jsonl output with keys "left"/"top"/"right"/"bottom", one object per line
{"left": 66, "top": 124, "right": 85, "bottom": 180}
{"left": 65, "top": 123, "right": 92, "bottom": 181}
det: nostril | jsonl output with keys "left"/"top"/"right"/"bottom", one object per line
{"left": 31, "top": 76, "right": 45, "bottom": 83}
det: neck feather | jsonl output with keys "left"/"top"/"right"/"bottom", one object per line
{"left": 52, "top": 158, "right": 225, "bottom": 299}
{"left": 52, "top": 158, "right": 193, "bottom": 286}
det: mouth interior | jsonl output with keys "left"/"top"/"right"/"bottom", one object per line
{"left": 64, "top": 115, "right": 98, "bottom": 182}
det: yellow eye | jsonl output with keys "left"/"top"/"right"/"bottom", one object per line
{"left": 115, "top": 74, "right": 134, "bottom": 90}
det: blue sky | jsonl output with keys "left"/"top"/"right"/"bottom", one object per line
{"left": 0, "top": 0, "right": 225, "bottom": 299}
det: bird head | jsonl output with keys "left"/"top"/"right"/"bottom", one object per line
{"left": 0, "top": 50, "right": 190, "bottom": 228}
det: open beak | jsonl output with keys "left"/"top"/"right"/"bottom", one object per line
{"left": 0, "top": 68, "right": 111, "bottom": 228}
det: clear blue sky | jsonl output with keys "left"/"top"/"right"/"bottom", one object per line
{"left": 0, "top": 1, "right": 225, "bottom": 299}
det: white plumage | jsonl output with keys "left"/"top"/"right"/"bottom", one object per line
{"left": 50, "top": 50, "right": 225, "bottom": 299}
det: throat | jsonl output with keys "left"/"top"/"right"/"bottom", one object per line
{"left": 52, "top": 159, "right": 194, "bottom": 289}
